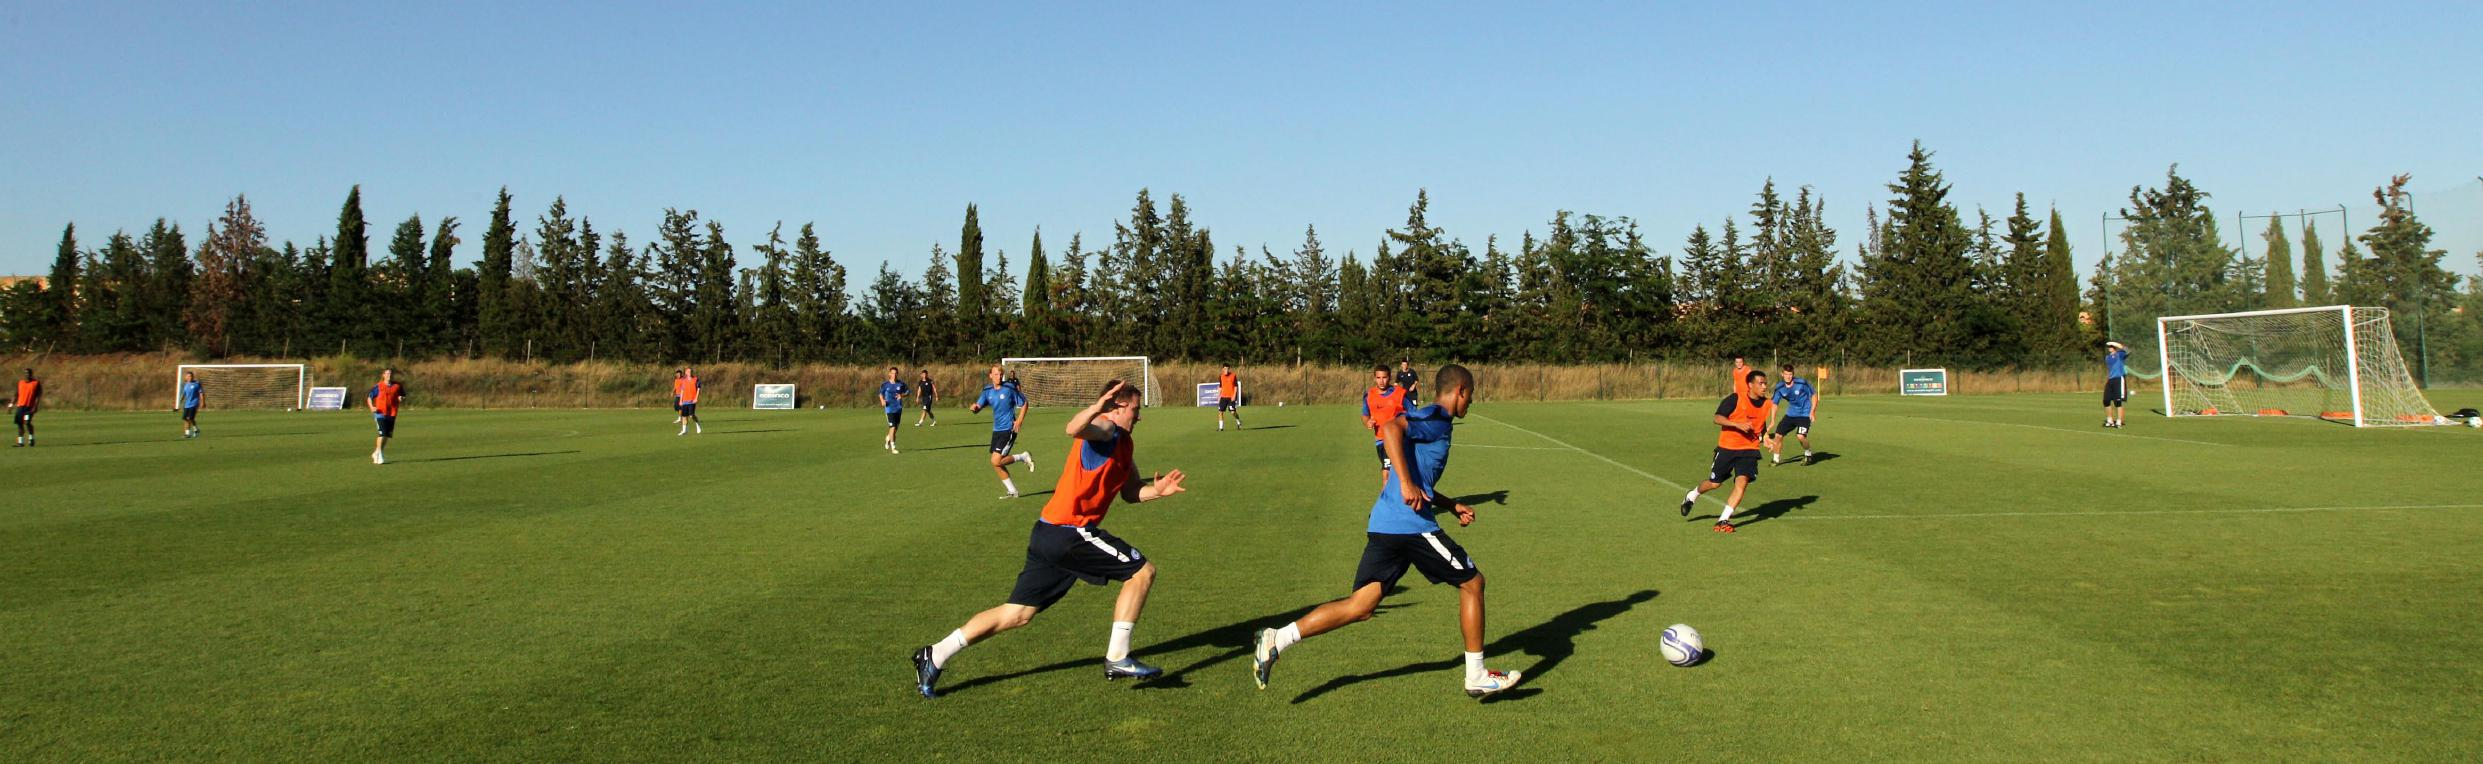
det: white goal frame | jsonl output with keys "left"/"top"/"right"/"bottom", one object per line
{"left": 2154, "top": 304, "right": 2438, "bottom": 428}
{"left": 1000, "top": 356, "right": 1160, "bottom": 407}
{"left": 175, "top": 363, "right": 309, "bottom": 411}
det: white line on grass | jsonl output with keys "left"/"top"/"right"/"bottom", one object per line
{"left": 1468, "top": 413, "right": 1693, "bottom": 494}
{"left": 1784, "top": 503, "right": 2483, "bottom": 521}
{"left": 1458, "top": 443, "right": 1569, "bottom": 451}
{"left": 1850, "top": 412, "right": 2234, "bottom": 447}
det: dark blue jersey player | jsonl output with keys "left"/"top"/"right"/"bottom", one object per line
{"left": 970, "top": 365, "right": 1038, "bottom": 498}
{"left": 179, "top": 371, "right": 204, "bottom": 439}
{"left": 1767, "top": 364, "right": 1817, "bottom": 465}
{"left": 880, "top": 367, "right": 910, "bottom": 454}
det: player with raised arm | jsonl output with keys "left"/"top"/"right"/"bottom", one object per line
{"left": 879, "top": 367, "right": 909, "bottom": 453}
{"left": 180, "top": 370, "right": 203, "bottom": 439}
{"left": 911, "top": 380, "right": 1188, "bottom": 698}
{"left": 1216, "top": 364, "right": 1241, "bottom": 431}
{"left": 1681, "top": 367, "right": 1773, "bottom": 533}
{"left": 675, "top": 367, "right": 703, "bottom": 436}
{"left": 1251, "top": 365, "right": 1523, "bottom": 699}
{"left": 915, "top": 369, "right": 939, "bottom": 427}
{"left": 368, "top": 368, "right": 405, "bottom": 465}
{"left": 969, "top": 365, "right": 1038, "bottom": 499}
{"left": 1767, "top": 364, "right": 1817, "bottom": 465}
{"left": 1361, "top": 365, "right": 1409, "bottom": 471}
{"left": 1395, "top": 360, "right": 1421, "bottom": 405}
{"left": 2102, "top": 341, "right": 2130, "bottom": 428}
{"left": 12, "top": 369, "right": 41, "bottom": 447}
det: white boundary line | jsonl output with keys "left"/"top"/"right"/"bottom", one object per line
{"left": 1458, "top": 443, "right": 1569, "bottom": 451}
{"left": 1787, "top": 503, "right": 2483, "bottom": 521}
{"left": 1851, "top": 413, "right": 2234, "bottom": 447}
{"left": 1470, "top": 414, "right": 1692, "bottom": 493}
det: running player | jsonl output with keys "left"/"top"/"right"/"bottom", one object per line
{"left": 1681, "top": 367, "right": 1772, "bottom": 533}
{"left": 911, "top": 380, "right": 1189, "bottom": 698}
{"left": 368, "top": 368, "right": 405, "bottom": 465}
{"left": 1767, "top": 364, "right": 1817, "bottom": 465}
{"left": 2103, "top": 341, "right": 2129, "bottom": 428}
{"left": 916, "top": 369, "right": 939, "bottom": 427}
{"left": 670, "top": 369, "right": 686, "bottom": 426}
{"left": 674, "top": 367, "right": 703, "bottom": 435}
{"left": 1361, "top": 365, "right": 1409, "bottom": 471}
{"left": 12, "top": 368, "right": 40, "bottom": 447}
{"left": 880, "top": 367, "right": 909, "bottom": 453}
{"left": 180, "top": 370, "right": 203, "bottom": 439}
{"left": 1250, "top": 364, "right": 1523, "bottom": 699}
{"left": 1395, "top": 360, "right": 1421, "bottom": 405}
{"left": 969, "top": 365, "right": 1037, "bottom": 499}
{"left": 1216, "top": 364, "right": 1241, "bottom": 431}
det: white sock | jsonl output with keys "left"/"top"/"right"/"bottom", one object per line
{"left": 1718, "top": 505, "right": 1736, "bottom": 522}
{"left": 930, "top": 629, "right": 970, "bottom": 669}
{"left": 1465, "top": 651, "right": 1487, "bottom": 682}
{"left": 1685, "top": 488, "right": 1702, "bottom": 502}
{"left": 1804, "top": 449, "right": 1813, "bottom": 456}
{"left": 1002, "top": 478, "right": 1017, "bottom": 495}
{"left": 1013, "top": 452, "right": 1031, "bottom": 465}
{"left": 679, "top": 425, "right": 687, "bottom": 434}
{"left": 694, "top": 422, "right": 701, "bottom": 433}
{"left": 1272, "top": 623, "right": 1303, "bottom": 653}
{"left": 1106, "top": 621, "right": 1136, "bottom": 662}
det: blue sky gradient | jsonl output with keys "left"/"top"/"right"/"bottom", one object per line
{"left": 6, "top": 1, "right": 2480, "bottom": 280}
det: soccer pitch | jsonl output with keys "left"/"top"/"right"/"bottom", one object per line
{"left": 5, "top": 392, "right": 2480, "bottom": 762}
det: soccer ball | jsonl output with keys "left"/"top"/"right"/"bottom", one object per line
{"left": 2468, "top": 417, "right": 2481, "bottom": 429}
{"left": 1660, "top": 624, "right": 1705, "bottom": 667}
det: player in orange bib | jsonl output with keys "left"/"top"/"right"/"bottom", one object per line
{"left": 1361, "top": 365, "right": 1409, "bottom": 471}
{"left": 367, "top": 368, "right": 405, "bottom": 465}
{"left": 673, "top": 367, "right": 703, "bottom": 436}
{"left": 1681, "top": 367, "right": 1774, "bottom": 533}
{"left": 912, "top": 380, "right": 1189, "bottom": 698}
{"left": 1215, "top": 364, "right": 1242, "bottom": 431}
{"left": 12, "top": 368, "right": 42, "bottom": 447}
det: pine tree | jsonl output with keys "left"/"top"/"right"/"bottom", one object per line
{"left": 1022, "top": 229, "right": 1053, "bottom": 355}
{"left": 476, "top": 188, "right": 518, "bottom": 356}
{"left": 2354, "top": 175, "right": 2461, "bottom": 384}
{"left": 1871, "top": 142, "right": 1982, "bottom": 366}
{"left": 327, "top": 186, "right": 372, "bottom": 355}
{"left": 2300, "top": 221, "right": 2329, "bottom": 304}
{"left": 2261, "top": 213, "right": 2296, "bottom": 308}
{"left": 650, "top": 208, "right": 704, "bottom": 361}
{"left": 187, "top": 197, "right": 265, "bottom": 356}
{"left": 2034, "top": 208, "right": 2081, "bottom": 365}
{"left": 693, "top": 220, "right": 740, "bottom": 362}
{"left": 381, "top": 214, "right": 426, "bottom": 357}
{"left": 919, "top": 244, "right": 955, "bottom": 361}
{"left": 954, "top": 204, "right": 986, "bottom": 345}
{"left": 140, "top": 219, "right": 191, "bottom": 350}
{"left": 788, "top": 223, "right": 848, "bottom": 362}
{"left": 42, "top": 224, "right": 82, "bottom": 349}
{"left": 424, "top": 217, "right": 462, "bottom": 355}
{"left": 85, "top": 231, "right": 149, "bottom": 352}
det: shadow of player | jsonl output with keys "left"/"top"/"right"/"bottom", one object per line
{"left": 1288, "top": 589, "right": 1659, "bottom": 704}
{"left": 934, "top": 600, "right": 1414, "bottom": 696}
{"left": 1799, "top": 452, "right": 1840, "bottom": 465}
{"left": 1454, "top": 490, "right": 1512, "bottom": 506}
{"left": 400, "top": 450, "right": 580, "bottom": 463}
{"left": 1721, "top": 495, "right": 1820, "bottom": 528}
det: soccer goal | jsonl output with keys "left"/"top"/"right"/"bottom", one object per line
{"left": 175, "top": 363, "right": 309, "bottom": 411}
{"left": 2155, "top": 306, "right": 2442, "bottom": 427}
{"left": 1000, "top": 356, "right": 1162, "bottom": 408}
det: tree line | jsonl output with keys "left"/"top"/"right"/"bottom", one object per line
{"left": 5, "top": 144, "right": 2476, "bottom": 378}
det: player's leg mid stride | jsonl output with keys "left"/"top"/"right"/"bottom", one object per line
{"left": 879, "top": 367, "right": 910, "bottom": 454}
{"left": 1250, "top": 365, "right": 1521, "bottom": 700}
{"left": 1765, "top": 364, "right": 1816, "bottom": 465}
{"left": 970, "top": 365, "right": 1037, "bottom": 499}
{"left": 912, "top": 380, "right": 1188, "bottom": 698}
{"left": 1682, "top": 367, "right": 1773, "bottom": 533}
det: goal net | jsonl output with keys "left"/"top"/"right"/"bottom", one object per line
{"left": 175, "top": 363, "right": 308, "bottom": 411}
{"left": 1000, "top": 356, "right": 1161, "bottom": 408}
{"left": 2156, "top": 306, "right": 2441, "bottom": 427}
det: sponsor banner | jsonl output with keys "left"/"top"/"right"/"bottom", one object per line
{"left": 1900, "top": 368, "right": 1949, "bottom": 396}
{"left": 753, "top": 384, "right": 797, "bottom": 410}
{"left": 308, "top": 387, "right": 349, "bottom": 411}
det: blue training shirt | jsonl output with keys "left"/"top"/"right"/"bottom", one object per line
{"left": 1772, "top": 378, "right": 1816, "bottom": 418}
{"left": 180, "top": 381, "right": 203, "bottom": 409}
{"left": 880, "top": 381, "right": 910, "bottom": 413}
{"left": 1368, "top": 404, "right": 1456, "bottom": 535}
{"left": 977, "top": 384, "right": 1026, "bottom": 431}
{"left": 2106, "top": 349, "right": 2128, "bottom": 379}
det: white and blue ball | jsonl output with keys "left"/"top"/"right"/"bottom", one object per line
{"left": 1660, "top": 623, "right": 1705, "bottom": 666}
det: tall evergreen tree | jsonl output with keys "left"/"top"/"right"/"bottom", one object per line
{"left": 2300, "top": 221, "right": 2329, "bottom": 304}
{"left": 187, "top": 197, "right": 265, "bottom": 356}
{"left": 139, "top": 219, "right": 191, "bottom": 350}
{"left": 787, "top": 223, "right": 848, "bottom": 361}
{"left": 1866, "top": 142, "right": 1982, "bottom": 366}
{"left": 2261, "top": 213, "right": 2296, "bottom": 308}
{"left": 326, "top": 186, "right": 372, "bottom": 354}
{"left": 380, "top": 214, "right": 426, "bottom": 356}
{"left": 475, "top": 188, "right": 518, "bottom": 356}
{"left": 423, "top": 217, "right": 462, "bottom": 355}
{"left": 43, "top": 224, "right": 82, "bottom": 349}
{"left": 954, "top": 204, "right": 986, "bottom": 344}
{"left": 2032, "top": 209, "right": 2082, "bottom": 364}
{"left": 1022, "top": 229, "right": 1053, "bottom": 354}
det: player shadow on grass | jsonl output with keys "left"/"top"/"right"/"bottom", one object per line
{"left": 706, "top": 428, "right": 795, "bottom": 435}
{"left": 917, "top": 443, "right": 992, "bottom": 452}
{"left": 398, "top": 450, "right": 581, "bottom": 463}
{"left": 1454, "top": 490, "right": 1512, "bottom": 506}
{"left": 53, "top": 431, "right": 318, "bottom": 447}
{"left": 1240, "top": 424, "right": 1297, "bottom": 431}
{"left": 934, "top": 599, "right": 1417, "bottom": 696}
{"left": 1288, "top": 589, "right": 1659, "bottom": 704}
{"left": 1692, "top": 495, "right": 1819, "bottom": 527}
{"left": 1800, "top": 452, "right": 1841, "bottom": 465}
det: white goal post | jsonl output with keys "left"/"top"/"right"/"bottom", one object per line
{"left": 174, "top": 363, "right": 309, "bottom": 411}
{"left": 999, "top": 356, "right": 1162, "bottom": 408}
{"left": 2155, "top": 305, "right": 2441, "bottom": 427}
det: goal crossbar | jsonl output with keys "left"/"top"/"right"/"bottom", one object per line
{"left": 175, "top": 363, "right": 309, "bottom": 411}
{"left": 2155, "top": 305, "right": 2438, "bottom": 427}
{"left": 1000, "top": 356, "right": 1162, "bottom": 408}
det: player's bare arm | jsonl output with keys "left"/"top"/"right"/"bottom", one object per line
{"left": 1064, "top": 381, "right": 1127, "bottom": 440}
{"left": 1377, "top": 417, "right": 1427, "bottom": 508}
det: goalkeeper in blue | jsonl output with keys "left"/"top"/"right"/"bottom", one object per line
{"left": 1766, "top": 364, "right": 1817, "bottom": 465}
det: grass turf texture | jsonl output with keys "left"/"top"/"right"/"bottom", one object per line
{"left": 4, "top": 392, "right": 2480, "bottom": 761}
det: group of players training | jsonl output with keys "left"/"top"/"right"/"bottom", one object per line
{"left": 903, "top": 356, "right": 1827, "bottom": 701}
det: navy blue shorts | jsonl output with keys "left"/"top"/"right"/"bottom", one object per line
{"left": 1354, "top": 531, "right": 1478, "bottom": 591}
{"left": 679, "top": 402, "right": 697, "bottom": 417}
{"left": 374, "top": 415, "right": 397, "bottom": 438}
{"left": 13, "top": 407, "right": 31, "bottom": 424}
{"left": 885, "top": 410, "right": 902, "bottom": 428}
{"left": 1008, "top": 521, "right": 1147, "bottom": 611}
{"left": 1708, "top": 448, "right": 1760, "bottom": 484}
{"left": 2103, "top": 377, "right": 2128, "bottom": 406}
{"left": 182, "top": 406, "right": 199, "bottom": 420}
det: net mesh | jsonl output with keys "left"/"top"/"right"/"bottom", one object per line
{"left": 2161, "top": 307, "right": 2440, "bottom": 426}
{"left": 179, "top": 365, "right": 305, "bottom": 411}
{"left": 1001, "top": 357, "right": 1159, "bottom": 408}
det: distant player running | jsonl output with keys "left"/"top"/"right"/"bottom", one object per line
{"left": 1395, "top": 360, "right": 1421, "bottom": 405}
{"left": 969, "top": 365, "right": 1038, "bottom": 499}
{"left": 2102, "top": 341, "right": 2130, "bottom": 428}
{"left": 674, "top": 367, "right": 704, "bottom": 435}
{"left": 180, "top": 370, "right": 204, "bottom": 439}
{"left": 1680, "top": 367, "right": 1773, "bottom": 533}
{"left": 1361, "top": 365, "right": 1409, "bottom": 471}
{"left": 912, "top": 380, "right": 1188, "bottom": 698}
{"left": 368, "top": 368, "right": 405, "bottom": 465}
{"left": 12, "top": 368, "right": 41, "bottom": 447}
{"left": 879, "top": 367, "right": 909, "bottom": 454}
{"left": 915, "top": 369, "right": 939, "bottom": 427}
{"left": 1767, "top": 364, "right": 1817, "bottom": 465}
{"left": 1216, "top": 364, "right": 1242, "bottom": 431}
{"left": 1251, "top": 364, "right": 1524, "bottom": 699}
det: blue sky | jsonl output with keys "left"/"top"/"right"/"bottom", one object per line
{"left": 6, "top": 1, "right": 2480, "bottom": 282}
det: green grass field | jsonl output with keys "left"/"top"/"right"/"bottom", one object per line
{"left": 6, "top": 390, "right": 2482, "bottom": 762}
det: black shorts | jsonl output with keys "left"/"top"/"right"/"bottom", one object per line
{"left": 1007, "top": 521, "right": 1148, "bottom": 611}
{"left": 1354, "top": 531, "right": 1479, "bottom": 591}
{"left": 2103, "top": 377, "right": 2128, "bottom": 406}
{"left": 921, "top": 399, "right": 935, "bottom": 412}
{"left": 885, "top": 411, "right": 902, "bottom": 428}
{"left": 989, "top": 430, "right": 1018, "bottom": 454}
{"left": 1708, "top": 448, "right": 1760, "bottom": 484}
{"left": 374, "top": 415, "right": 397, "bottom": 438}
{"left": 1774, "top": 416, "right": 1811, "bottom": 437}
{"left": 1218, "top": 397, "right": 1236, "bottom": 412}
{"left": 679, "top": 402, "right": 697, "bottom": 417}
{"left": 182, "top": 406, "right": 199, "bottom": 420}
{"left": 13, "top": 407, "right": 31, "bottom": 424}
{"left": 1374, "top": 440, "right": 1391, "bottom": 470}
